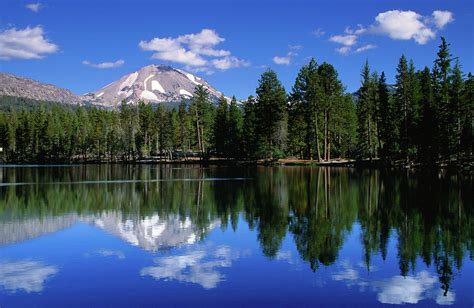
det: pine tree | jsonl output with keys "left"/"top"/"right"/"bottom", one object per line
{"left": 289, "top": 58, "right": 322, "bottom": 160}
{"left": 242, "top": 96, "right": 258, "bottom": 158}
{"left": 214, "top": 95, "right": 228, "bottom": 156}
{"left": 377, "top": 72, "right": 397, "bottom": 161}
{"left": 190, "top": 85, "right": 214, "bottom": 156}
{"left": 228, "top": 96, "right": 243, "bottom": 158}
{"left": 255, "top": 69, "right": 288, "bottom": 159}
{"left": 317, "top": 62, "right": 345, "bottom": 161}
{"left": 460, "top": 73, "right": 473, "bottom": 158}
{"left": 394, "top": 56, "right": 419, "bottom": 162}
{"left": 432, "top": 37, "right": 452, "bottom": 159}
{"left": 450, "top": 60, "right": 464, "bottom": 158}
{"left": 417, "top": 67, "right": 437, "bottom": 163}
{"left": 356, "top": 60, "right": 378, "bottom": 159}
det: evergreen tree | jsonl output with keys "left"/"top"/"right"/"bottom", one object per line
{"left": 450, "top": 60, "right": 464, "bottom": 158}
{"left": 432, "top": 37, "right": 452, "bottom": 159}
{"left": 242, "top": 96, "right": 258, "bottom": 158}
{"left": 190, "top": 85, "right": 214, "bottom": 156}
{"left": 289, "top": 58, "right": 322, "bottom": 160}
{"left": 377, "top": 72, "right": 398, "bottom": 160}
{"left": 460, "top": 73, "right": 473, "bottom": 157}
{"left": 356, "top": 60, "right": 378, "bottom": 159}
{"left": 214, "top": 95, "right": 228, "bottom": 156}
{"left": 255, "top": 69, "right": 288, "bottom": 159}
{"left": 228, "top": 96, "right": 243, "bottom": 158}
{"left": 417, "top": 67, "right": 437, "bottom": 163}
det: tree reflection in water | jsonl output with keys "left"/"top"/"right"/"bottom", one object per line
{"left": 0, "top": 165, "right": 471, "bottom": 297}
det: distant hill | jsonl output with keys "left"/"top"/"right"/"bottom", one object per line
{"left": 0, "top": 73, "right": 83, "bottom": 105}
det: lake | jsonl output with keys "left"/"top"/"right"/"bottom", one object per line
{"left": 0, "top": 165, "right": 472, "bottom": 307}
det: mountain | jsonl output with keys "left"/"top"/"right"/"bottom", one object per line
{"left": 0, "top": 72, "right": 83, "bottom": 105}
{"left": 85, "top": 64, "right": 225, "bottom": 107}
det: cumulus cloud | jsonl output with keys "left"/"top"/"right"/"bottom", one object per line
{"left": 329, "top": 9, "right": 453, "bottom": 55}
{"left": 139, "top": 29, "right": 247, "bottom": 72}
{"left": 0, "top": 260, "right": 58, "bottom": 293}
{"left": 0, "top": 26, "right": 58, "bottom": 60}
{"left": 372, "top": 10, "right": 435, "bottom": 44}
{"left": 273, "top": 50, "right": 298, "bottom": 65}
{"left": 26, "top": 2, "right": 41, "bottom": 12}
{"left": 82, "top": 59, "right": 124, "bottom": 69}
{"left": 141, "top": 245, "right": 242, "bottom": 289}
{"left": 432, "top": 10, "right": 454, "bottom": 29}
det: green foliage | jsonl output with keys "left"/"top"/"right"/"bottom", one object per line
{"left": 255, "top": 69, "right": 288, "bottom": 159}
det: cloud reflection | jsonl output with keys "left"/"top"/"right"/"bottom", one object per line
{"left": 0, "top": 260, "right": 58, "bottom": 293}
{"left": 141, "top": 245, "right": 241, "bottom": 289}
{"left": 332, "top": 261, "right": 455, "bottom": 305}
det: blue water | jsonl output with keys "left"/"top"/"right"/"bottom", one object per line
{"left": 0, "top": 165, "right": 472, "bottom": 307}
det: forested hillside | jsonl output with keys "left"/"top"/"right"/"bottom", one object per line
{"left": 0, "top": 38, "right": 472, "bottom": 165}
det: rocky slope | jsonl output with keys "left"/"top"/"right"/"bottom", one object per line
{"left": 0, "top": 73, "right": 83, "bottom": 105}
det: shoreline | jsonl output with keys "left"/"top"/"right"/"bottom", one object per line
{"left": 1, "top": 157, "right": 472, "bottom": 172}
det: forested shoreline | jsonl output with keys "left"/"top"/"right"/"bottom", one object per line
{"left": 0, "top": 38, "right": 472, "bottom": 167}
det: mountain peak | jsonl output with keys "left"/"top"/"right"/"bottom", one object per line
{"left": 86, "top": 64, "right": 223, "bottom": 107}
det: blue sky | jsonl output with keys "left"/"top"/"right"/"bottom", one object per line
{"left": 0, "top": 0, "right": 472, "bottom": 99}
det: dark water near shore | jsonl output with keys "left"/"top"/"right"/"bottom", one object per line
{"left": 0, "top": 165, "right": 472, "bottom": 307}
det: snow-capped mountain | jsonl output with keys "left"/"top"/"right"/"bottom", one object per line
{"left": 85, "top": 64, "right": 225, "bottom": 107}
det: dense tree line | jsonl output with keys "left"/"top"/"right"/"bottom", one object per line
{"left": 0, "top": 37, "right": 471, "bottom": 164}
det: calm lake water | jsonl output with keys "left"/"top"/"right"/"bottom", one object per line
{"left": 0, "top": 165, "right": 472, "bottom": 307}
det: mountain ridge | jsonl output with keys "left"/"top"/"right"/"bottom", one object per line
{"left": 0, "top": 64, "right": 227, "bottom": 108}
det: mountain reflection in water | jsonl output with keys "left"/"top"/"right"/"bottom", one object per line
{"left": 0, "top": 165, "right": 471, "bottom": 306}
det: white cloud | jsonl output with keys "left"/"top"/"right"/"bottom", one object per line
{"left": 139, "top": 29, "right": 247, "bottom": 72}
{"left": 141, "top": 245, "right": 242, "bottom": 289}
{"left": 345, "top": 25, "right": 366, "bottom": 35}
{"left": 312, "top": 28, "right": 325, "bottom": 38}
{"left": 355, "top": 44, "right": 377, "bottom": 53}
{"left": 376, "top": 271, "right": 438, "bottom": 304}
{"left": 82, "top": 59, "right": 124, "bottom": 69}
{"left": 273, "top": 51, "right": 297, "bottom": 65}
{"left": 329, "top": 9, "right": 453, "bottom": 56}
{"left": 372, "top": 10, "right": 436, "bottom": 44}
{"left": 0, "top": 260, "right": 58, "bottom": 293}
{"left": 273, "top": 56, "right": 291, "bottom": 65}
{"left": 329, "top": 34, "right": 358, "bottom": 46}
{"left": 432, "top": 10, "right": 454, "bottom": 29}
{"left": 335, "top": 46, "right": 351, "bottom": 55}
{"left": 0, "top": 26, "right": 58, "bottom": 60}
{"left": 26, "top": 2, "right": 41, "bottom": 12}
{"left": 331, "top": 261, "right": 456, "bottom": 306}
{"left": 211, "top": 56, "right": 249, "bottom": 70}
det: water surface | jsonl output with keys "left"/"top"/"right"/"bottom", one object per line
{"left": 0, "top": 165, "right": 472, "bottom": 306}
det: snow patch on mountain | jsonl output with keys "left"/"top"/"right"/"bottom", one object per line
{"left": 179, "top": 89, "right": 193, "bottom": 97}
{"left": 151, "top": 80, "right": 165, "bottom": 93}
{"left": 119, "top": 72, "right": 138, "bottom": 91}
{"left": 141, "top": 90, "right": 158, "bottom": 101}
